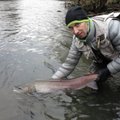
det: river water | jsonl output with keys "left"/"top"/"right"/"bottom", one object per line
{"left": 0, "top": 0, "right": 120, "bottom": 120}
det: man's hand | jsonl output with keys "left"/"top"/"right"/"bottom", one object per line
{"left": 97, "top": 67, "right": 111, "bottom": 82}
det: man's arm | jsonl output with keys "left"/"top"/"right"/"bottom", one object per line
{"left": 107, "top": 19, "right": 120, "bottom": 74}
{"left": 52, "top": 39, "right": 82, "bottom": 79}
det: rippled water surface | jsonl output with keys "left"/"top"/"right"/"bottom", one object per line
{"left": 0, "top": 0, "right": 120, "bottom": 120}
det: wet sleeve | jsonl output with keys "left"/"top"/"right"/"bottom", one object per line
{"left": 52, "top": 39, "right": 82, "bottom": 79}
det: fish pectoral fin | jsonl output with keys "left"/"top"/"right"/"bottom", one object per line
{"left": 86, "top": 81, "right": 98, "bottom": 90}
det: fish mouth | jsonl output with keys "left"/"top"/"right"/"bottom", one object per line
{"left": 13, "top": 86, "right": 24, "bottom": 93}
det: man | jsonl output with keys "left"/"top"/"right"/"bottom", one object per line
{"left": 52, "top": 6, "right": 120, "bottom": 86}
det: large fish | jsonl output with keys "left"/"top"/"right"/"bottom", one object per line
{"left": 13, "top": 74, "right": 98, "bottom": 94}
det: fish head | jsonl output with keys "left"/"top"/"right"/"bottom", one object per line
{"left": 13, "top": 85, "right": 35, "bottom": 94}
{"left": 13, "top": 86, "right": 29, "bottom": 94}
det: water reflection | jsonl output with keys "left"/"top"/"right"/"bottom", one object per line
{"left": 0, "top": 0, "right": 68, "bottom": 120}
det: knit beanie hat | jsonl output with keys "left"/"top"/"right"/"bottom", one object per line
{"left": 65, "top": 6, "right": 88, "bottom": 27}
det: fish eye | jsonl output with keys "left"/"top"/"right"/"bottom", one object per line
{"left": 15, "top": 86, "right": 22, "bottom": 90}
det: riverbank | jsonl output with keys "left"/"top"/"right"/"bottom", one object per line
{"left": 65, "top": 1, "right": 120, "bottom": 15}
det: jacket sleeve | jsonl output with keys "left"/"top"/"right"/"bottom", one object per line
{"left": 52, "top": 39, "right": 82, "bottom": 79}
{"left": 107, "top": 19, "right": 120, "bottom": 74}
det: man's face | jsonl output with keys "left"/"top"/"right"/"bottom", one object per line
{"left": 69, "top": 22, "right": 88, "bottom": 39}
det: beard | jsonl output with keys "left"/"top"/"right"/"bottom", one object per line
{"left": 75, "top": 34, "right": 87, "bottom": 40}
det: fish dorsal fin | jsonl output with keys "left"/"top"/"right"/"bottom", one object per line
{"left": 87, "top": 81, "right": 98, "bottom": 90}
